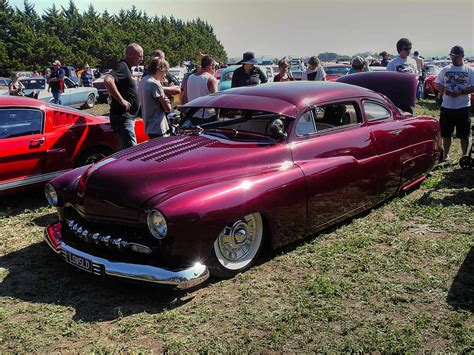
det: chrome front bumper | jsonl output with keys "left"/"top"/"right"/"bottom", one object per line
{"left": 44, "top": 222, "right": 209, "bottom": 290}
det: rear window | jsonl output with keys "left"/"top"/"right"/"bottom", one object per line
{"left": 20, "top": 79, "right": 46, "bottom": 90}
{"left": 0, "top": 109, "right": 43, "bottom": 138}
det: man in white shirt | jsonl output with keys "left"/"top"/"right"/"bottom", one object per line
{"left": 181, "top": 55, "right": 218, "bottom": 122}
{"left": 434, "top": 45, "right": 474, "bottom": 161}
{"left": 386, "top": 38, "right": 418, "bottom": 74}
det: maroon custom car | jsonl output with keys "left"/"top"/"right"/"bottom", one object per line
{"left": 44, "top": 73, "right": 442, "bottom": 289}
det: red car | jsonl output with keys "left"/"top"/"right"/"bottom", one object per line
{"left": 0, "top": 96, "right": 148, "bottom": 196}
{"left": 324, "top": 64, "right": 351, "bottom": 81}
{"left": 44, "top": 73, "right": 441, "bottom": 289}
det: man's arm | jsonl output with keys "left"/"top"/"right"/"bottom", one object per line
{"left": 231, "top": 69, "right": 239, "bottom": 88}
{"left": 208, "top": 76, "right": 218, "bottom": 94}
{"left": 433, "top": 82, "right": 445, "bottom": 94}
{"left": 104, "top": 74, "right": 131, "bottom": 110}
{"left": 158, "top": 95, "right": 172, "bottom": 113}
{"left": 163, "top": 85, "right": 180, "bottom": 97}
{"left": 258, "top": 67, "right": 268, "bottom": 83}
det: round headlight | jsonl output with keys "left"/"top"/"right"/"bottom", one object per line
{"left": 147, "top": 209, "right": 168, "bottom": 239}
{"left": 45, "top": 183, "right": 58, "bottom": 207}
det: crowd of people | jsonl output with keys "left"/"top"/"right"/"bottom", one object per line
{"left": 13, "top": 37, "right": 471, "bottom": 163}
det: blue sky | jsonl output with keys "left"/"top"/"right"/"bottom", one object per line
{"left": 9, "top": 0, "right": 474, "bottom": 58}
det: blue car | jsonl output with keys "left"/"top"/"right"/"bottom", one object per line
{"left": 218, "top": 65, "right": 273, "bottom": 91}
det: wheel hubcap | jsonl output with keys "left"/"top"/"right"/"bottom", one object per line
{"left": 218, "top": 217, "right": 256, "bottom": 262}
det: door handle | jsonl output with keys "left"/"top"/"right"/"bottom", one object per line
{"left": 29, "top": 138, "right": 45, "bottom": 147}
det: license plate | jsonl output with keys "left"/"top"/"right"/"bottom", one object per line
{"left": 66, "top": 252, "right": 92, "bottom": 272}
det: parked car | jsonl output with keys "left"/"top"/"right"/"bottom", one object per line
{"left": 423, "top": 64, "right": 441, "bottom": 99}
{"left": 43, "top": 73, "right": 442, "bottom": 289}
{"left": 218, "top": 65, "right": 271, "bottom": 91}
{"left": 0, "top": 96, "right": 148, "bottom": 196}
{"left": 168, "top": 67, "right": 187, "bottom": 85}
{"left": 14, "top": 77, "right": 99, "bottom": 108}
{"left": 290, "top": 66, "right": 303, "bottom": 80}
{"left": 92, "top": 77, "right": 108, "bottom": 103}
{"left": 49, "top": 66, "right": 80, "bottom": 85}
{"left": 324, "top": 64, "right": 351, "bottom": 81}
{"left": 0, "top": 77, "right": 11, "bottom": 89}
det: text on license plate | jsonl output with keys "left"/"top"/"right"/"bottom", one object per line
{"left": 67, "top": 252, "right": 92, "bottom": 272}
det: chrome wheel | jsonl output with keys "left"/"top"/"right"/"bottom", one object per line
{"left": 213, "top": 213, "right": 263, "bottom": 272}
{"left": 85, "top": 93, "right": 95, "bottom": 108}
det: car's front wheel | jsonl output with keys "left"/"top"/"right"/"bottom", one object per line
{"left": 208, "top": 213, "right": 265, "bottom": 278}
{"left": 84, "top": 93, "right": 95, "bottom": 109}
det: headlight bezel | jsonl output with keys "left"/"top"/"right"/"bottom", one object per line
{"left": 45, "top": 183, "right": 59, "bottom": 207}
{"left": 147, "top": 209, "right": 168, "bottom": 239}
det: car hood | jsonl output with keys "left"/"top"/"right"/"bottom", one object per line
{"left": 75, "top": 135, "right": 291, "bottom": 220}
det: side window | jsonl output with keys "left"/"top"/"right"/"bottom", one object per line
{"left": 364, "top": 102, "right": 391, "bottom": 121}
{"left": 295, "top": 110, "right": 316, "bottom": 136}
{"left": 314, "top": 102, "right": 361, "bottom": 132}
{"left": 0, "top": 109, "right": 43, "bottom": 139}
{"left": 64, "top": 78, "right": 75, "bottom": 89}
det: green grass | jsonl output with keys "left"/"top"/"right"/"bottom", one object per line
{"left": 0, "top": 99, "right": 472, "bottom": 352}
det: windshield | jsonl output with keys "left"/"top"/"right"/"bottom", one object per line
{"left": 324, "top": 66, "right": 350, "bottom": 76}
{"left": 424, "top": 65, "right": 440, "bottom": 75}
{"left": 181, "top": 107, "right": 290, "bottom": 142}
{"left": 20, "top": 79, "right": 46, "bottom": 90}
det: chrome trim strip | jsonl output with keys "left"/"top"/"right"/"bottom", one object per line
{"left": 44, "top": 224, "right": 209, "bottom": 289}
{"left": 0, "top": 169, "right": 70, "bottom": 191}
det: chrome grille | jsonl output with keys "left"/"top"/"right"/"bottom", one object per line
{"left": 66, "top": 219, "right": 152, "bottom": 255}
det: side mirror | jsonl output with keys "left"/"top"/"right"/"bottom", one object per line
{"left": 269, "top": 118, "right": 287, "bottom": 140}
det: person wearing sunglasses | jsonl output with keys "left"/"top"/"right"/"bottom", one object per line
{"left": 386, "top": 38, "right": 418, "bottom": 75}
{"left": 433, "top": 45, "right": 474, "bottom": 162}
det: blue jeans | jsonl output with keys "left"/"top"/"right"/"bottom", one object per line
{"left": 110, "top": 113, "right": 137, "bottom": 149}
{"left": 52, "top": 91, "right": 62, "bottom": 104}
{"left": 416, "top": 79, "right": 424, "bottom": 100}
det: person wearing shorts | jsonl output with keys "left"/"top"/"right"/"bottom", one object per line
{"left": 434, "top": 45, "right": 474, "bottom": 160}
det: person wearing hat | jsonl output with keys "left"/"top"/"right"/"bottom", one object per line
{"left": 302, "top": 56, "right": 326, "bottom": 81}
{"left": 231, "top": 52, "right": 267, "bottom": 88}
{"left": 347, "top": 56, "right": 371, "bottom": 74}
{"left": 48, "top": 60, "right": 65, "bottom": 104}
{"left": 434, "top": 45, "right": 474, "bottom": 162}
{"left": 80, "top": 64, "right": 93, "bottom": 87}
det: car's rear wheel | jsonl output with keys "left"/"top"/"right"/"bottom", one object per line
{"left": 84, "top": 93, "right": 95, "bottom": 109}
{"left": 208, "top": 213, "right": 264, "bottom": 278}
{"left": 75, "top": 147, "right": 113, "bottom": 167}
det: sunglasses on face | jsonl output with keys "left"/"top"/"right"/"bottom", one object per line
{"left": 402, "top": 47, "right": 412, "bottom": 51}
{"left": 449, "top": 53, "right": 461, "bottom": 57}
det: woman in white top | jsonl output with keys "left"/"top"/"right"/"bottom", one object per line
{"left": 302, "top": 56, "right": 326, "bottom": 81}
{"left": 8, "top": 72, "right": 25, "bottom": 96}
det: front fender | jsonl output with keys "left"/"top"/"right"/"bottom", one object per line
{"left": 143, "top": 163, "right": 307, "bottom": 260}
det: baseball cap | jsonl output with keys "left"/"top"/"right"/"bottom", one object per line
{"left": 450, "top": 45, "right": 464, "bottom": 56}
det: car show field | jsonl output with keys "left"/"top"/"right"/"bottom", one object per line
{"left": 0, "top": 98, "right": 472, "bottom": 352}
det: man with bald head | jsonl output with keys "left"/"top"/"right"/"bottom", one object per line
{"left": 104, "top": 43, "right": 144, "bottom": 149}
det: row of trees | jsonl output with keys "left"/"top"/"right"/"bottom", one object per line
{"left": 0, "top": 0, "right": 227, "bottom": 76}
